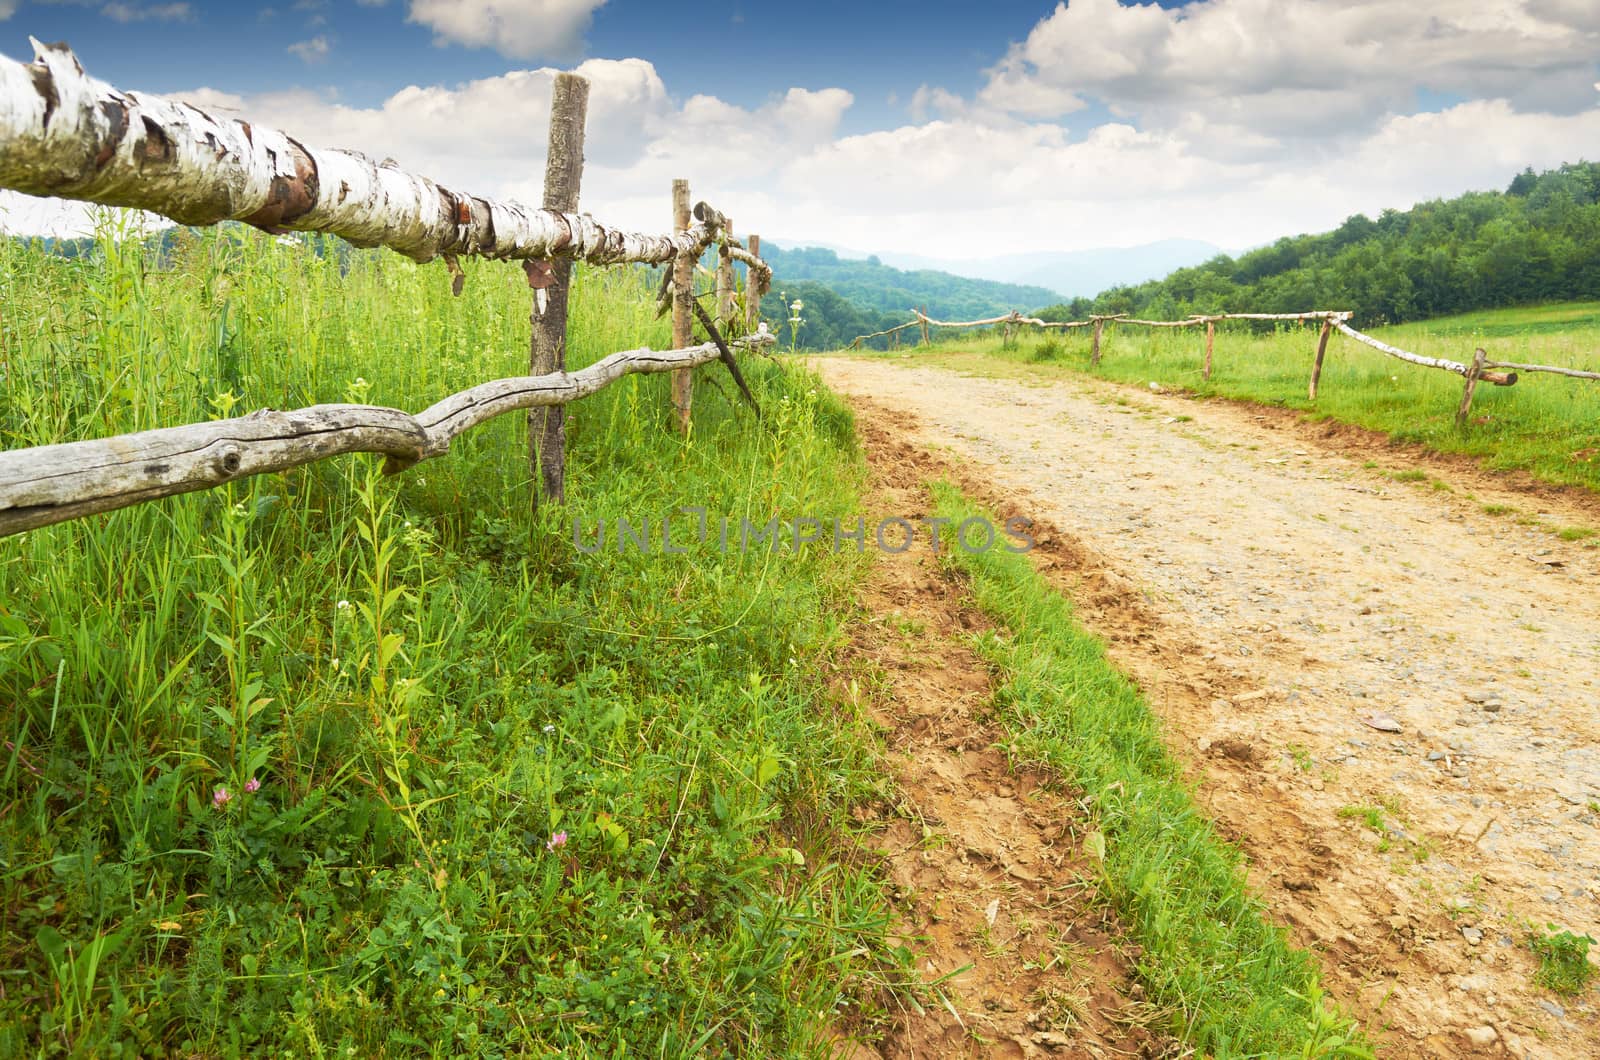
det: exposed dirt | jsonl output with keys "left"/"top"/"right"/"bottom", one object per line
{"left": 815, "top": 356, "right": 1600, "bottom": 1059}
{"left": 830, "top": 420, "right": 1177, "bottom": 1059}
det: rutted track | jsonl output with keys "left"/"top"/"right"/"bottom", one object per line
{"left": 816, "top": 355, "right": 1600, "bottom": 1058}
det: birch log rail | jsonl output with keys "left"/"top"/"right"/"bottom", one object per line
{"left": 0, "top": 40, "right": 734, "bottom": 271}
{"left": 1332, "top": 321, "right": 1516, "bottom": 385}
{"left": 0, "top": 334, "right": 776, "bottom": 538}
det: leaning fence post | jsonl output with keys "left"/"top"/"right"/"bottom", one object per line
{"left": 1455, "top": 347, "right": 1488, "bottom": 428}
{"left": 1307, "top": 317, "right": 1332, "bottom": 400}
{"left": 529, "top": 72, "right": 588, "bottom": 511}
{"left": 745, "top": 233, "right": 761, "bottom": 333}
{"left": 1203, "top": 318, "right": 1216, "bottom": 380}
{"left": 717, "top": 217, "right": 735, "bottom": 328}
{"left": 1090, "top": 316, "right": 1105, "bottom": 366}
{"left": 670, "top": 178, "right": 694, "bottom": 434}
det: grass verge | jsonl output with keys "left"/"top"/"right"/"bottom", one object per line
{"left": 929, "top": 481, "right": 1372, "bottom": 1059}
{"left": 0, "top": 219, "right": 898, "bottom": 1056}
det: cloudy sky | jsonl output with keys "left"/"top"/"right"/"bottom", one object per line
{"left": 1, "top": 0, "right": 1598, "bottom": 258}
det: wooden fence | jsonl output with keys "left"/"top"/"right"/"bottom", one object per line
{"left": 0, "top": 41, "right": 773, "bottom": 538}
{"left": 855, "top": 305, "right": 1600, "bottom": 427}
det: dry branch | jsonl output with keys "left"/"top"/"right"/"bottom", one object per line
{"left": 1482, "top": 359, "right": 1600, "bottom": 381}
{"left": 729, "top": 246, "right": 771, "bottom": 295}
{"left": 1117, "top": 317, "right": 1205, "bottom": 328}
{"left": 1219, "top": 312, "right": 1351, "bottom": 322}
{"left": 0, "top": 40, "right": 748, "bottom": 272}
{"left": 0, "top": 334, "right": 775, "bottom": 538}
{"left": 911, "top": 309, "right": 1020, "bottom": 329}
{"left": 849, "top": 320, "right": 922, "bottom": 348}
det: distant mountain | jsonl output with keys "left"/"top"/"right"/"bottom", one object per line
{"left": 760, "top": 242, "right": 1058, "bottom": 320}
{"left": 865, "top": 239, "right": 1227, "bottom": 299}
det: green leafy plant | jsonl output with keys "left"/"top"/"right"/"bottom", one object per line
{"left": 1529, "top": 926, "right": 1597, "bottom": 995}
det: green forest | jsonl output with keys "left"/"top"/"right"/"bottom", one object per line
{"left": 1041, "top": 161, "right": 1600, "bottom": 327}
{"left": 748, "top": 244, "right": 1057, "bottom": 352}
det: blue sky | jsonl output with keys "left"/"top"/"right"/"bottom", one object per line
{"left": 6, "top": 1, "right": 1119, "bottom": 132}
{"left": 2, "top": 2, "right": 1597, "bottom": 259}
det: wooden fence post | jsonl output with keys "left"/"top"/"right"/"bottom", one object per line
{"left": 670, "top": 178, "right": 694, "bottom": 434}
{"left": 745, "top": 233, "right": 761, "bottom": 333}
{"left": 529, "top": 72, "right": 588, "bottom": 510}
{"left": 920, "top": 306, "right": 931, "bottom": 346}
{"left": 1204, "top": 319, "right": 1216, "bottom": 380}
{"left": 1455, "top": 347, "right": 1488, "bottom": 428}
{"left": 717, "top": 217, "right": 735, "bottom": 328}
{"left": 1090, "top": 317, "right": 1105, "bottom": 367}
{"left": 1308, "top": 317, "right": 1332, "bottom": 400}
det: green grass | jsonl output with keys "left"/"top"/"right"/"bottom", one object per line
{"left": 0, "top": 218, "right": 901, "bottom": 1055}
{"left": 929, "top": 483, "right": 1371, "bottom": 1059}
{"left": 846, "top": 302, "right": 1600, "bottom": 494}
{"left": 1529, "top": 927, "right": 1597, "bottom": 996}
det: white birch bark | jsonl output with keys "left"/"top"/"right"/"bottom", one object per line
{"left": 0, "top": 40, "right": 744, "bottom": 269}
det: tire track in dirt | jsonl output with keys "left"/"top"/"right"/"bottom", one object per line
{"left": 830, "top": 422, "right": 1175, "bottom": 1059}
{"left": 814, "top": 356, "right": 1600, "bottom": 1059}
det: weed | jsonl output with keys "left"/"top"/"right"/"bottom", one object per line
{"left": 1285, "top": 743, "right": 1314, "bottom": 772}
{"left": 1529, "top": 927, "right": 1597, "bottom": 995}
{"left": 1030, "top": 338, "right": 1063, "bottom": 362}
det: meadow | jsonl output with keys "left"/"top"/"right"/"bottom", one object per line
{"left": 860, "top": 303, "right": 1600, "bottom": 495}
{"left": 0, "top": 219, "right": 1376, "bottom": 1058}
{"left": 0, "top": 220, "right": 899, "bottom": 1056}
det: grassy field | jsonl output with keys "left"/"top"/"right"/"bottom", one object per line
{"left": 851, "top": 303, "right": 1600, "bottom": 494}
{"left": 932, "top": 484, "right": 1370, "bottom": 1059}
{"left": 0, "top": 220, "right": 901, "bottom": 1056}
{"left": 1, "top": 218, "right": 1407, "bottom": 1058}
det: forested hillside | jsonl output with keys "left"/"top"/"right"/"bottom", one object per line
{"left": 1040, "top": 162, "right": 1600, "bottom": 326}
{"left": 752, "top": 243, "right": 1058, "bottom": 349}
{"left": 762, "top": 243, "right": 1059, "bottom": 317}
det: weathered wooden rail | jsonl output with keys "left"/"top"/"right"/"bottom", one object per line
{"left": 0, "top": 41, "right": 775, "bottom": 539}
{"left": 851, "top": 305, "right": 1600, "bottom": 426}
{"left": 0, "top": 336, "right": 773, "bottom": 537}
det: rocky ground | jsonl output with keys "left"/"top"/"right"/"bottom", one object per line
{"left": 816, "top": 355, "right": 1600, "bottom": 1058}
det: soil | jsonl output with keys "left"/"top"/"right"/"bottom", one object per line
{"left": 816, "top": 355, "right": 1600, "bottom": 1059}
{"left": 830, "top": 418, "right": 1178, "bottom": 1059}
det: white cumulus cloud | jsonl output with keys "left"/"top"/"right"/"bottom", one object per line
{"left": 288, "top": 35, "right": 331, "bottom": 63}
{"left": 407, "top": 0, "right": 607, "bottom": 61}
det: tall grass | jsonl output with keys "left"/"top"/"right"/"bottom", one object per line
{"left": 0, "top": 217, "right": 895, "bottom": 1055}
{"left": 860, "top": 305, "right": 1600, "bottom": 493}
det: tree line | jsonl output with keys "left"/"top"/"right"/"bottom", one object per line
{"left": 1039, "top": 161, "right": 1600, "bottom": 327}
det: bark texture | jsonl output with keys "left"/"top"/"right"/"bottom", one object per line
{"left": 670, "top": 179, "right": 693, "bottom": 433}
{"left": 0, "top": 335, "right": 775, "bottom": 538}
{"left": 744, "top": 234, "right": 761, "bottom": 332}
{"left": 1482, "top": 358, "right": 1600, "bottom": 381}
{"left": 1334, "top": 321, "right": 1515, "bottom": 384}
{"left": 0, "top": 41, "right": 731, "bottom": 268}
{"left": 529, "top": 71, "right": 587, "bottom": 509}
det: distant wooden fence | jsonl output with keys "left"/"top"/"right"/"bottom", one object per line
{"left": 854, "top": 306, "right": 1600, "bottom": 428}
{"left": 0, "top": 41, "right": 774, "bottom": 538}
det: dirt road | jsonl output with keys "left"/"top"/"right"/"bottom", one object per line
{"left": 815, "top": 355, "right": 1600, "bottom": 1057}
